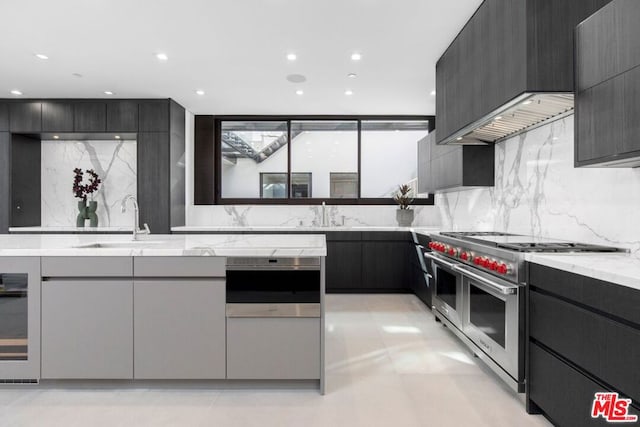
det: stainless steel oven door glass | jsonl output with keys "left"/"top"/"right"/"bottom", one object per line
{"left": 459, "top": 265, "right": 520, "bottom": 381}
{"left": 424, "top": 252, "right": 463, "bottom": 330}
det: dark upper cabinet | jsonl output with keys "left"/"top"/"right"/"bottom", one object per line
{"left": 436, "top": 0, "right": 610, "bottom": 145}
{"left": 139, "top": 100, "right": 169, "bottom": 132}
{"left": 420, "top": 131, "right": 494, "bottom": 192}
{"left": 10, "top": 102, "right": 42, "bottom": 132}
{"left": 42, "top": 102, "right": 74, "bottom": 132}
{"left": 137, "top": 132, "right": 170, "bottom": 233}
{"left": 576, "top": 0, "right": 640, "bottom": 167}
{"left": 106, "top": 101, "right": 138, "bottom": 132}
{"left": 0, "top": 103, "right": 8, "bottom": 131}
{"left": 74, "top": 102, "right": 106, "bottom": 132}
{"left": 0, "top": 133, "right": 9, "bottom": 233}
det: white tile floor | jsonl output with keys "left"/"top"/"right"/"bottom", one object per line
{"left": 0, "top": 295, "right": 551, "bottom": 427}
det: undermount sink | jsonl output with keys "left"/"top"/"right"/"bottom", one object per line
{"left": 73, "top": 240, "right": 170, "bottom": 249}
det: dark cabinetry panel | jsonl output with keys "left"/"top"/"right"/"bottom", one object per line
{"left": 575, "top": 0, "right": 640, "bottom": 167}
{"left": 362, "top": 241, "right": 410, "bottom": 291}
{"left": 106, "top": 101, "right": 138, "bottom": 132}
{"left": 10, "top": 102, "right": 41, "bottom": 132}
{"left": 0, "top": 133, "right": 9, "bottom": 232}
{"left": 74, "top": 102, "right": 106, "bottom": 132}
{"left": 326, "top": 241, "right": 363, "bottom": 292}
{"left": 137, "top": 132, "right": 170, "bottom": 233}
{"left": 11, "top": 134, "right": 41, "bottom": 227}
{"left": 42, "top": 102, "right": 74, "bottom": 132}
{"left": 527, "top": 263, "right": 640, "bottom": 424}
{"left": 0, "top": 103, "right": 8, "bottom": 131}
{"left": 528, "top": 342, "right": 634, "bottom": 427}
{"left": 139, "top": 100, "right": 169, "bottom": 132}
{"left": 430, "top": 139, "right": 494, "bottom": 191}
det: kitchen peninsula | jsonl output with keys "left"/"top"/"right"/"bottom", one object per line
{"left": 0, "top": 234, "right": 326, "bottom": 392}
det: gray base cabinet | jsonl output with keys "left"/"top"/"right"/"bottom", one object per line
{"left": 134, "top": 279, "right": 226, "bottom": 379}
{"left": 41, "top": 280, "right": 133, "bottom": 379}
{"left": 227, "top": 318, "right": 321, "bottom": 380}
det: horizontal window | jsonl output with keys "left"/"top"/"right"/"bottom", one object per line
{"left": 215, "top": 117, "right": 434, "bottom": 205}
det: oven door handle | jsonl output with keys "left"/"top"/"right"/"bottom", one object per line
{"left": 423, "top": 252, "right": 459, "bottom": 270}
{"left": 453, "top": 265, "right": 518, "bottom": 295}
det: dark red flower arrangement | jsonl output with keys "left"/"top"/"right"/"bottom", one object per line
{"left": 73, "top": 168, "right": 102, "bottom": 201}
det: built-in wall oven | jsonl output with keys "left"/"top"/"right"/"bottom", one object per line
{"left": 424, "top": 252, "right": 463, "bottom": 331}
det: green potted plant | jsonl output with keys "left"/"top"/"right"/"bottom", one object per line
{"left": 394, "top": 184, "right": 414, "bottom": 226}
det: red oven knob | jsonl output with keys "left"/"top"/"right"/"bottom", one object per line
{"left": 481, "top": 258, "right": 491, "bottom": 268}
{"left": 448, "top": 247, "right": 457, "bottom": 256}
{"left": 428, "top": 242, "right": 435, "bottom": 249}
{"left": 473, "top": 256, "right": 482, "bottom": 265}
{"left": 439, "top": 244, "right": 447, "bottom": 253}
{"left": 460, "top": 251, "right": 469, "bottom": 261}
{"left": 497, "top": 263, "right": 509, "bottom": 274}
{"left": 489, "top": 260, "right": 498, "bottom": 271}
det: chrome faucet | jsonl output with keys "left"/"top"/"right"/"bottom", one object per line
{"left": 321, "top": 202, "right": 328, "bottom": 227}
{"left": 120, "top": 195, "right": 150, "bottom": 240}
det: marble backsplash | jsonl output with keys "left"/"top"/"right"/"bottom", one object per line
{"left": 187, "top": 204, "right": 441, "bottom": 228}
{"left": 437, "top": 115, "right": 640, "bottom": 253}
{"left": 41, "top": 140, "right": 137, "bottom": 227}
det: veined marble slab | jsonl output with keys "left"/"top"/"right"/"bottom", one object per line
{"left": 9, "top": 226, "right": 133, "bottom": 233}
{"left": 0, "top": 234, "right": 326, "bottom": 257}
{"left": 526, "top": 253, "right": 640, "bottom": 291}
{"left": 171, "top": 225, "right": 442, "bottom": 234}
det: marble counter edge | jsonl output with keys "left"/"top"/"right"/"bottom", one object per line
{"left": 524, "top": 253, "right": 640, "bottom": 291}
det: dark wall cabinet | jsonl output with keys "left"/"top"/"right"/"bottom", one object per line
{"left": 418, "top": 131, "right": 494, "bottom": 192}
{"left": 42, "top": 102, "right": 74, "bottom": 132}
{"left": 436, "top": 0, "right": 610, "bottom": 145}
{"left": 575, "top": 0, "right": 640, "bottom": 167}
{"left": 0, "top": 98, "right": 185, "bottom": 233}
{"left": 74, "top": 102, "right": 106, "bottom": 132}
{"left": 527, "top": 263, "right": 640, "bottom": 425}
{"left": 10, "top": 102, "right": 42, "bottom": 132}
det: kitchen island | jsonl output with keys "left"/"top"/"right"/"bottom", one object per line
{"left": 0, "top": 234, "right": 327, "bottom": 393}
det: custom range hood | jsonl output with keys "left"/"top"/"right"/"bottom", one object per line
{"left": 434, "top": 0, "right": 610, "bottom": 146}
{"left": 442, "top": 93, "right": 575, "bottom": 145}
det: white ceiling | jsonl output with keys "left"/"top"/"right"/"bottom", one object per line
{"left": 0, "top": 0, "right": 482, "bottom": 115}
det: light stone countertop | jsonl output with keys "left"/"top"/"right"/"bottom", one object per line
{"left": 170, "top": 225, "right": 442, "bottom": 235}
{"left": 0, "top": 234, "right": 326, "bottom": 257}
{"left": 9, "top": 226, "right": 133, "bottom": 233}
{"left": 525, "top": 252, "right": 640, "bottom": 291}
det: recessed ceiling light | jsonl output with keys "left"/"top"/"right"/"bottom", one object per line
{"left": 156, "top": 53, "right": 168, "bottom": 61}
{"left": 286, "top": 53, "right": 297, "bottom": 61}
{"left": 345, "top": 89, "right": 353, "bottom": 96}
{"left": 72, "top": 73, "right": 83, "bottom": 78}
{"left": 196, "top": 90, "right": 205, "bottom": 96}
{"left": 115, "top": 135, "right": 121, "bottom": 140}
{"left": 104, "top": 91, "right": 114, "bottom": 95}
{"left": 53, "top": 135, "right": 59, "bottom": 139}
{"left": 522, "top": 100, "right": 532, "bottom": 105}
{"left": 35, "top": 53, "right": 49, "bottom": 60}
{"left": 430, "top": 90, "right": 436, "bottom": 96}
{"left": 286, "top": 74, "right": 307, "bottom": 83}
{"left": 351, "top": 53, "right": 362, "bottom": 61}
{"left": 495, "top": 116, "right": 503, "bottom": 120}
{"left": 296, "top": 89, "right": 304, "bottom": 95}
{"left": 347, "top": 73, "right": 357, "bottom": 78}
{"left": 10, "top": 90, "right": 22, "bottom": 96}
{"left": 456, "top": 137, "right": 463, "bottom": 141}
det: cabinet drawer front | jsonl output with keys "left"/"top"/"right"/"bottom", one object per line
{"left": 325, "top": 231, "right": 361, "bottom": 241}
{"left": 41, "top": 280, "right": 133, "bottom": 379}
{"left": 134, "top": 257, "right": 225, "bottom": 277}
{"left": 41, "top": 256, "right": 132, "bottom": 277}
{"left": 227, "top": 317, "right": 320, "bottom": 380}
{"left": 134, "top": 279, "right": 226, "bottom": 379}
{"left": 530, "top": 291, "right": 640, "bottom": 403}
{"left": 529, "top": 342, "right": 639, "bottom": 427}
{"left": 528, "top": 263, "right": 640, "bottom": 326}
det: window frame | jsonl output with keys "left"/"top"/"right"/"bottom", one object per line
{"left": 213, "top": 115, "right": 435, "bottom": 205}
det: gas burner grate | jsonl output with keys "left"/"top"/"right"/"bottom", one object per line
{"left": 497, "top": 242, "right": 624, "bottom": 252}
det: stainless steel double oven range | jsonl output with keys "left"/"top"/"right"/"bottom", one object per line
{"left": 424, "top": 231, "right": 623, "bottom": 393}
